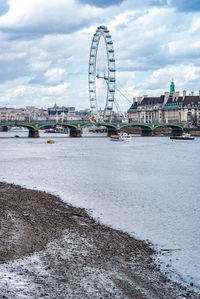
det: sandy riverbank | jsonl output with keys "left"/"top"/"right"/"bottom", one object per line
{"left": 0, "top": 182, "right": 199, "bottom": 298}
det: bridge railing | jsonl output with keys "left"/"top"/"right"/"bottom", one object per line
{"left": 0, "top": 119, "right": 90, "bottom": 124}
{"left": 0, "top": 120, "right": 184, "bottom": 130}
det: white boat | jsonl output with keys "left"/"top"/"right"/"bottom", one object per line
{"left": 11, "top": 126, "right": 27, "bottom": 131}
{"left": 110, "top": 133, "right": 132, "bottom": 142}
{"left": 170, "top": 133, "right": 195, "bottom": 140}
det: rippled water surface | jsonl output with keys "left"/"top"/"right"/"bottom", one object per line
{"left": 0, "top": 130, "right": 200, "bottom": 288}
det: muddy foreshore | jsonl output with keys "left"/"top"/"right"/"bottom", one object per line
{"left": 0, "top": 182, "right": 199, "bottom": 299}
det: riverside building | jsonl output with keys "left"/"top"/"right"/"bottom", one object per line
{"left": 128, "top": 81, "right": 200, "bottom": 128}
{"left": 0, "top": 106, "right": 48, "bottom": 122}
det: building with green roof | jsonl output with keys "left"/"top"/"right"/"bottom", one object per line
{"left": 128, "top": 82, "right": 200, "bottom": 127}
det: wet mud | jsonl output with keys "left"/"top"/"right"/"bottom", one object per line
{"left": 0, "top": 182, "right": 199, "bottom": 298}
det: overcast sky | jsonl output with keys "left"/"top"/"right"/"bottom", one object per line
{"left": 0, "top": 0, "right": 200, "bottom": 111}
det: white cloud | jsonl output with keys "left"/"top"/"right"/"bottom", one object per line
{"left": 44, "top": 68, "right": 67, "bottom": 84}
{"left": 0, "top": 0, "right": 200, "bottom": 110}
{"left": 0, "top": 0, "right": 103, "bottom": 34}
{"left": 28, "top": 61, "right": 51, "bottom": 72}
{"left": 189, "top": 17, "right": 200, "bottom": 33}
{"left": 135, "top": 64, "right": 200, "bottom": 94}
{"left": 0, "top": 79, "right": 71, "bottom": 107}
{"left": 168, "top": 39, "right": 200, "bottom": 56}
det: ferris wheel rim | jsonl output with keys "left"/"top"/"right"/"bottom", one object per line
{"left": 89, "top": 25, "right": 115, "bottom": 121}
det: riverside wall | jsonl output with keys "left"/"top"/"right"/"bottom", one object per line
{"left": 123, "top": 127, "right": 172, "bottom": 136}
{"left": 188, "top": 128, "right": 200, "bottom": 136}
{"left": 123, "top": 127, "right": 200, "bottom": 136}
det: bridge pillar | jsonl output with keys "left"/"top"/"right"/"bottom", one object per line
{"left": 141, "top": 129, "right": 153, "bottom": 136}
{"left": 0, "top": 126, "right": 8, "bottom": 132}
{"left": 28, "top": 123, "right": 40, "bottom": 138}
{"left": 171, "top": 129, "right": 182, "bottom": 136}
{"left": 29, "top": 129, "right": 40, "bottom": 138}
{"left": 69, "top": 124, "right": 82, "bottom": 137}
{"left": 70, "top": 129, "right": 82, "bottom": 137}
{"left": 107, "top": 129, "right": 120, "bottom": 137}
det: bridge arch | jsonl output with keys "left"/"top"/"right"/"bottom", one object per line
{"left": 154, "top": 123, "right": 183, "bottom": 130}
{"left": 119, "top": 122, "right": 152, "bottom": 130}
{"left": 38, "top": 122, "right": 78, "bottom": 130}
{"left": 0, "top": 122, "right": 35, "bottom": 130}
{"left": 80, "top": 122, "right": 117, "bottom": 130}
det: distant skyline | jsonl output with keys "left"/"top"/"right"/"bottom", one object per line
{"left": 0, "top": 0, "right": 200, "bottom": 111}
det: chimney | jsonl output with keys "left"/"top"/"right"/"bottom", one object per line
{"left": 137, "top": 96, "right": 142, "bottom": 104}
{"left": 172, "top": 91, "right": 177, "bottom": 102}
{"left": 176, "top": 91, "right": 179, "bottom": 101}
{"left": 133, "top": 97, "right": 136, "bottom": 104}
{"left": 191, "top": 91, "right": 194, "bottom": 96}
{"left": 143, "top": 95, "right": 148, "bottom": 98}
{"left": 163, "top": 91, "right": 169, "bottom": 105}
{"left": 183, "top": 90, "right": 186, "bottom": 100}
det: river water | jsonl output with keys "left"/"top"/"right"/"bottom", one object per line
{"left": 0, "top": 130, "right": 200, "bottom": 289}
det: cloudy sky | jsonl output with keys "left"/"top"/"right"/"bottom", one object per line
{"left": 0, "top": 0, "right": 200, "bottom": 111}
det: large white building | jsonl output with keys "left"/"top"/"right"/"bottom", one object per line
{"left": 0, "top": 106, "right": 48, "bottom": 122}
{"left": 128, "top": 82, "right": 200, "bottom": 128}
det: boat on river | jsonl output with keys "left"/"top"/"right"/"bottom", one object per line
{"left": 45, "top": 127, "right": 68, "bottom": 134}
{"left": 170, "top": 133, "right": 195, "bottom": 140}
{"left": 47, "top": 139, "right": 55, "bottom": 144}
{"left": 45, "top": 129, "right": 56, "bottom": 133}
{"left": 110, "top": 133, "right": 132, "bottom": 142}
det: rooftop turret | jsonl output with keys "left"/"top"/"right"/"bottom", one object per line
{"left": 170, "top": 80, "right": 175, "bottom": 96}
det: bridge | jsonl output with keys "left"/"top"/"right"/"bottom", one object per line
{"left": 0, "top": 121, "right": 183, "bottom": 137}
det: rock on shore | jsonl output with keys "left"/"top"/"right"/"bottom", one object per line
{"left": 0, "top": 182, "right": 199, "bottom": 298}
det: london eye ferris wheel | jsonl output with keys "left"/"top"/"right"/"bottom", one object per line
{"left": 89, "top": 25, "right": 115, "bottom": 122}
